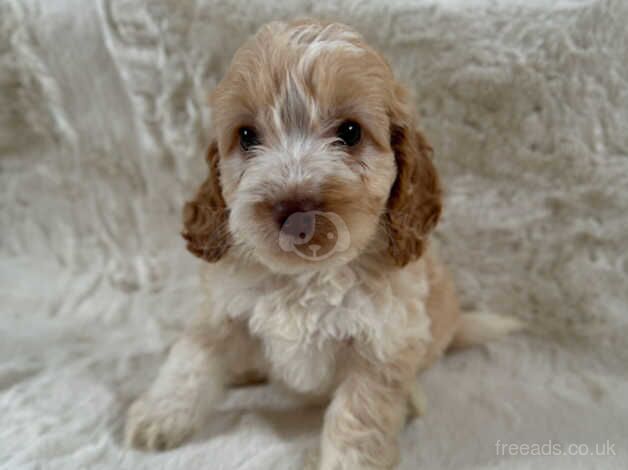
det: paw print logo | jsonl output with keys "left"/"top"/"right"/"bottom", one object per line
{"left": 278, "top": 211, "right": 350, "bottom": 261}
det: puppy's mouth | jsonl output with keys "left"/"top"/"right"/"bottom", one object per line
{"left": 246, "top": 196, "right": 355, "bottom": 270}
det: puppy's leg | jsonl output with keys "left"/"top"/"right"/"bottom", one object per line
{"left": 125, "top": 317, "right": 260, "bottom": 451}
{"left": 223, "top": 321, "right": 267, "bottom": 388}
{"left": 406, "top": 380, "right": 427, "bottom": 420}
{"left": 318, "top": 347, "right": 420, "bottom": 470}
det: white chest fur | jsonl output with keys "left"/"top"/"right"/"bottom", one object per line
{"left": 201, "top": 258, "right": 432, "bottom": 394}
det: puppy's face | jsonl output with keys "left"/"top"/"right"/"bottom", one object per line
{"left": 183, "top": 21, "right": 442, "bottom": 273}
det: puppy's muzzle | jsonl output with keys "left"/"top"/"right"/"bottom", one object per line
{"left": 272, "top": 198, "right": 321, "bottom": 241}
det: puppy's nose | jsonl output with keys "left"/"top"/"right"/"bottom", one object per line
{"left": 272, "top": 198, "right": 319, "bottom": 232}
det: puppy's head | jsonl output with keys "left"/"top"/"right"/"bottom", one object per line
{"left": 183, "top": 20, "right": 441, "bottom": 273}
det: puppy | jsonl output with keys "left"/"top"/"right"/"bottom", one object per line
{"left": 126, "top": 19, "right": 522, "bottom": 469}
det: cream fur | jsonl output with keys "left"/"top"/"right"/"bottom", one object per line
{"left": 126, "top": 245, "right": 457, "bottom": 469}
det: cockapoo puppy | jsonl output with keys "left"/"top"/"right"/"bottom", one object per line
{"left": 126, "top": 19, "right": 522, "bottom": 469}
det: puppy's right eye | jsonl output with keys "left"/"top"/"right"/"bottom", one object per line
{"left": 238, "top": 126, "right": 260, "bottom": 152}
{"left": 336, "top": 120, "right": 361, "bottom": 147}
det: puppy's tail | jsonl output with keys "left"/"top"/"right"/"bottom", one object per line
{"left": 450, "top": 312, "right": 526, "bottom": 349}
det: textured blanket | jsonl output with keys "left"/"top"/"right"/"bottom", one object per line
{"left": 1, "top": 0, "right": 627, "bottom": 468}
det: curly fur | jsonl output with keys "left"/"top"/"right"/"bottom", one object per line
{"left": 182, "top": 142, "right": 231, "bottom": 262}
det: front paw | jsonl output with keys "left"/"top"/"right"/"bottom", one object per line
{"left": 125, "top": 395, "right": 198, "bottom": 451}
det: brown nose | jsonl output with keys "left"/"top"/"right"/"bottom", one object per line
{"left": 272, "top": 198, "right": 319, "bottom": 234}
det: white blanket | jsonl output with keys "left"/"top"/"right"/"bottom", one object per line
{"left": 1, "top": 0, "right": 627, "bottom": 468}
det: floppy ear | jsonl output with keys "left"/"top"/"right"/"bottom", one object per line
{"left": 385, "top": 89, "right": 442, "bottom": 266}
{"left": 181, "top": 141, "right": 231, "bottom": 262}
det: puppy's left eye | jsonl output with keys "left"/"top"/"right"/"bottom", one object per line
{"left": 239, "top": 126, "right": 260, "bottom": 152}
{"left": 336, "top": 120, "right": 361, "bottom": 147}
